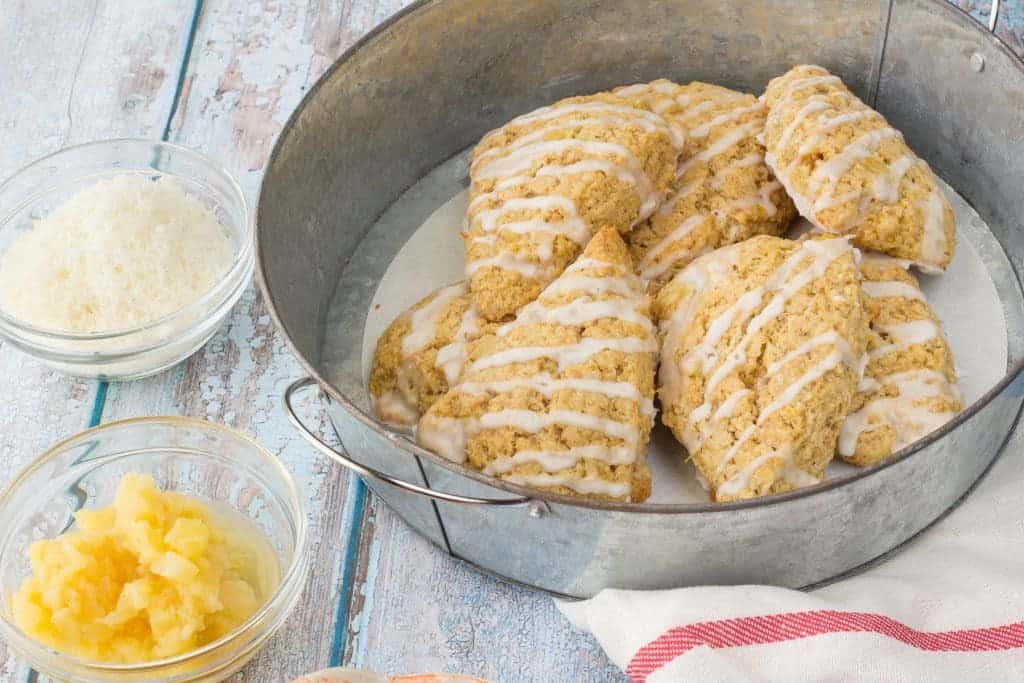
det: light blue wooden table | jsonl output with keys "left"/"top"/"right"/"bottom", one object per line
{"left": 1, "top": 1, "right": 1021, "bottom": 681}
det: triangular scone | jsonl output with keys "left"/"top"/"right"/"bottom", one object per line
{"left": 466, "top": 92, "right": 683, "bottom": 321}
{"left": 655, "top": 235, "right": 868, "bottom": 502}
{"left": 613, "top": 80, "right": 796, "bottom": 293}
{"left": 419, "top": 228, "right": 657, "bottom": 502}
{"left": 762, "top": 65, "right": 956, "bottom": 272}
{"left": 840, "top": 255, "right": 961, "bottom": 465}
{"left": 369, "top": 282, "right": 498, "bottom": 426}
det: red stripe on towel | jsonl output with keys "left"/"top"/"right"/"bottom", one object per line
{"left": 625, "top": 610, "right": 1024, "bottom": 682}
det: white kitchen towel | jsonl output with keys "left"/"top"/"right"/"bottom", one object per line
{"left": 558, "top": 431, "right": 1024, "bottom": 682}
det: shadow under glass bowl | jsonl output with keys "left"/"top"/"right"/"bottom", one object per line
{"left": 0, "top": 139, "right": 253, "bottom": 380}
{"left": 0, "top": 417, "right": 309, "bottom": 682}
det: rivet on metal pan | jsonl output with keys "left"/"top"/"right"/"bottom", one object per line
{"left": 527, "top": 500, "right": 550, "bottom": 518}
{"left": 971, "top": 52, "right": 986, "bottom": 72}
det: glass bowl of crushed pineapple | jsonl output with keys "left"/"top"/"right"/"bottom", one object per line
{"left": 0, "top": 417, "right": 309, "bottom": 682}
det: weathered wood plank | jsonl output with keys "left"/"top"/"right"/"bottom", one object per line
{"left": 100, "top": 0, "right": 412, "bottom": 679}
{"left": 345, "top": 501, "right": 625, "bottom": 682}
{"left": 954, "top": 0, "right": 1024, "bottom": 53}
{"left": 0, "top": 1, "right": 195, "bottom": 679}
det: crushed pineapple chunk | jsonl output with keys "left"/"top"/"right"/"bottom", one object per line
{"left": 12, "top": 473, "right": 278, "bottom": 663}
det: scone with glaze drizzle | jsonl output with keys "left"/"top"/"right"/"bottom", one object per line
{"left": 762, "top": 65, "right": 956, "bottom": 271}
{"left": 466, "top": 93, "right": 683, "bottom": 321}
{"left": 655, "top": 235, "right": 868, "bottom": 502}
{"left": 840, "top": 255, "right": 961, "bottom": 465}
{"left": 369, "top": 282, "right": 497, "bottom": 426}
{"left": 419, "top": 228, "right": 657, "bottom": 502}
{"left": 614, "top": 80, "right": 796, "bottom": 292}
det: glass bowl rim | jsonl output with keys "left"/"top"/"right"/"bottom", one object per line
{"left": 0, "top": 415, "right": 310, "bottom": 672}
{"left": 0, "top": 138, "right": 254, "bottom": 341}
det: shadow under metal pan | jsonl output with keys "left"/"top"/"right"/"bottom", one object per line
{"left": 258, "top": 0, "right": 1024, "bottom": 597}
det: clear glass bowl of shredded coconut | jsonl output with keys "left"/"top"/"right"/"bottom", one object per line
{"left": 0, "top": 139, "right": 252, "bottom": 379}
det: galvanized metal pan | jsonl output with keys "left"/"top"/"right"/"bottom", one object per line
{"left": 259, "top": 0, "right": 1024, "bottom": 596}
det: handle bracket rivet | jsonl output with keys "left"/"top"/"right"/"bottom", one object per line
{"left": 971, "top": 52, "right": 985, "bottom": 72}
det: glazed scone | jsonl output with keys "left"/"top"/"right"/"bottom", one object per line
{"left": 839, "top": 255, "right": 961, "bottom": 465}
{"left": 762, "top": 65, "right": 956, "bottom": 271}
{"left": 369, "top": 282, "right": 497, "bottom": 426}
{"left": 655, "top": 235, "right": 868, "bottom": 502}
{"left": 419, "top": 228, "right": 657, "bottom": 502}
{"left": 466, "top": 92, "right": 683, "bottom": 321}
{"left": 614, "top": 80, "right": 796, "bottom": 292}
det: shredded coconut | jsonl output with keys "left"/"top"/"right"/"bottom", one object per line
{"left": 0, "top": 175, "right": 235, "bottom": 333}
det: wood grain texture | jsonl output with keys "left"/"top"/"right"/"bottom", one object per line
{"left": 0, "top": 1, "right": 196, "bottom": 679}
{"left": 4, "top": 1, "right": 1024, "bottom": 681}
{"left": 955, "top": 0, "right": 1024, "bottom": 53}
{"left": 346, "top": 501, "right": 625, "bottom": 682}
{"left": 100, "top": 0, "right": 412, "bottom": 679}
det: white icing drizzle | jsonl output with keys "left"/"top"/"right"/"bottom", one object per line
{"left": 499, "top": 296, "right": 652, "bottom": 334}
{"left": 458, "top": 373, "right": 654, "bottom": 418}
{"left": 806, "top": 128, "right": 901, "bottom": 213}
{"left": 716, "top": 447, "right": 819, "bottom": 498}
{"left": 709, "top": 153, "right": 763, "bottom": 190}
{"left": 676, "top": 121, "right": 761, "bottom": 178}
{"left": 655, "top": 181, "right": 701, "bottom": 218}
{"left": 402, "top": 282, "right": 468, "bottom": 356}
{"left": 473, "top": 139, "right": 657, "bottom": 216}
{"left": 465, "top": 252, "right": 545, "bottom": 278}
{"left": 374, "top": 389, "right": 420, "bottom": 427}
{"left": 919, "top": 188, "right": 949, "bottom": 266}
{"left": 569, "top": 257, "right": 627, "bottom": 273}
{"left": 656, "top": 247, "right": 741, "bottom": 415}
{"left": 758, "top": 348, "right": 846, "bottom": 421}
{"left": 765, "top": 330, "right": 859, "bottom": 376}
{"left": 541, "top": 274, "right": 635, "bottom": 298}
{"left": 872, "top": 155, "right": 916, "bottom": 203}
{"left": 486, "top": 100, "right": 684, "bottom": 150}
{"left": 484, "top": 444, "right": 637, "bottom": 474}
{"left": 683, "top": 288, "right": 764, "bottom": 375}
{"left": 638, "top": 215, "right": 709, "bottom": 280}
{"left": 469, "top": 334, "right": 657, "bottom": 374}
{"left": 861, "top": 280, "right": 924, "bottom": 301}
{"left": 479, "top": 213, "right": 590, "bottom": 243}
{"left": 688, "top": 103, "right": 763, "bottom": 138}
{"left": 870, "top": 319, "right": 940, "bottom": 358}
{"left": 774, "top": 97, "right": 832, "bottom": 155}
{"left": 771, "top": 73, "right": 843, "bottom": 113}
{"left": 417, "top": 415, "right": 478, "bottom": 463}
{"left": 839, "top": 368, "right": 960, "bottom": 457}
{"left": 434, "top": 304, "right": 481, "bottom": 385}
{"left": 501, "top": 472, "right": 631, "bottom": 499}
{"left": 709, "top": 348, "right": 845, "bottom": 486}
{"left": 478, "top": 408, "right": 639, "bottom": 443}
{"left": 717, "top": 180, "right": 781, "bottom": 219}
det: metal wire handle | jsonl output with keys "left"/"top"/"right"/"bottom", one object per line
{"left": 989, "top": 0, "right": 1000, "bottom": 32}
{"left": 284, "top": 377, "right": 534, "bottom": 506}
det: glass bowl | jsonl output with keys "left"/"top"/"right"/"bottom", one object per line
{"left": 0, "top": 417, "right": 309, "bottom": 682}
{"left": 0, "top": 139, "right": 252, "bottom": 380}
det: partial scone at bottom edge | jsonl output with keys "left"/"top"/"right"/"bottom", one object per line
{"left": 655, "top": 234, "right": 869, "bottom": 502}
{"left": 840, "top": 254, "right": 961, "bottom": 466}
{"left": 419, "top": 227, "right": 657, "bottom": 502}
